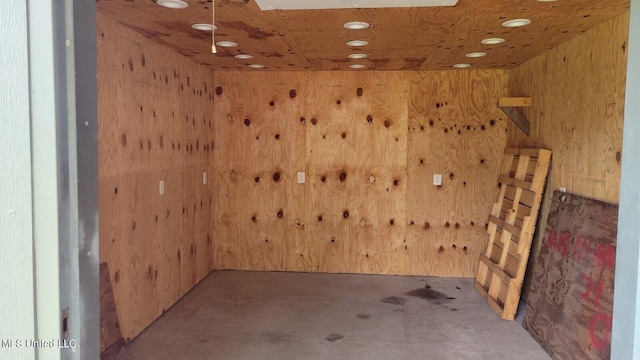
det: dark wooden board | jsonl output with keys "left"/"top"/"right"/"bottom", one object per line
{"left": 523, "top": 191, "right": 617, "bottom": 359}
{"left": 100, "top": 263, "right": 122, "bottom": 353}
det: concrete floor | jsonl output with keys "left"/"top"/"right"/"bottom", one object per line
{"left": 128, "top": 271, "right": 550, "bottom": 360}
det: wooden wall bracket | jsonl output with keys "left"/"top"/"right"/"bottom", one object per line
{"left": 498, "top": 97, "right": 531, "bottom": 136}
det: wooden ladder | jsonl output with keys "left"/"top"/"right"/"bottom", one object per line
{"left": 475, "top": 148, "right": 552, "bottom": 320}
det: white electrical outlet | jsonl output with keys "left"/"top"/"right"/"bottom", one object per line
{"left": 297, "top": 171, "right": 306, "bottom": 184}
{"left": 203, "top": 171, "right": 208, "bottom": 185}
{"left": 433, "top": 174, "right": 442, "bottom": 186}
{"left": 159, "top": 180, "right": 165, "bottom": 195}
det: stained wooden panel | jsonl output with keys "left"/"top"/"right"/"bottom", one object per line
{"left": 507, "top": 12, "right": 628, "bottom": 300}
{"left": 354, "top": 74, "right": 410, "bottom": 167}
{"left": 406, "top": 70, "right": 509, "bottom": 277}
{"left": 97, "top": 13, "right": 215, "bottom": 340}
{"left": 100, "top": 263, "right": 121, "bottom": 354}
{"left": 213, "top": 70, "right": 509, "bottom": 277}
{"left": 213, "top": 72, "right": 307, "bottom": 271}
{"left": 475, "top": 148, "right": 552, "bottom": 320}
{"left": 352, "top": 166, "right": 407, "bottom": 275}
{"left": 96, "top": 0, "right": 629, "bottom": 71}
{"left": 523, "top": 191, "right": 617, "bottom": 359}
{"left": 304, "top": 165, "right": 357, "bottom": 273}
{"left": 213, "top": 162, "right": 293, "bottom": 271}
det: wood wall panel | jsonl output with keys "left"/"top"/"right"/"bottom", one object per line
{"left": 507, "top": 12, "right": 629, "bottom": 299}
{"left": 407, "top": 70, "right": 510, "bottom": 277}
{"left": 97, "top": 13, "right": 215, "bottom": 340}
{"left": 303, "top": 165, "right": 354, "bottom": 273}
{"left": 213, "top": 70, "right": 509, "bottom": 277}
{"left": 212, "top": 72, "right": 309, "bottom": 272}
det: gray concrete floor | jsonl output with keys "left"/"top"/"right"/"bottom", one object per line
{"left": 128, "top": 271, "right": 550, "bottom": 360}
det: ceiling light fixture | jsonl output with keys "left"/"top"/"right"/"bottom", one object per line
{"left": 346, "top": 40, "right": 369, "bottom": 47}
{"left": 215, "top": 40, "right": 238, "bottom": 48}
{"left": 344, "top": 21, "right": 371, "bottom": 30}
{"left": 453, "top": 63, "right": 471, "bottom": 68}
{"left": 349, "top": 64, "right": 366, "bottom": 69}
{"left": 348, "top": 53, "right": 368, "bottom": 59}
{"left": 234, "top": 54, "right": 254, "bottom": 59}
{"left": 192, "top": 24, "right": 217, "bottom": 31}
{"left": 481, "top": 37, "right": 505, "bottom": 45}
{"left": 156, "top": 0, "right": 188, "bottom": 9}
{"left": 466, "top": 52, "right": 487, "bottom": 58}
{"left": 248, "top": 64, "right": 266, "bottom": 69}
{"left": 502, "top": 19, "right": 531, "bottom": 28}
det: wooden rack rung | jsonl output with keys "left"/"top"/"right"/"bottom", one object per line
{"left": 475, "top": 282, "right": 489, "bottom": 300}
{"left": 480, "top": 255, "right": 515, "bottom": 284}
{"left": 489, "top": 215, "right": 521, "bottom": 238}
{"left": 498, "top": 174, "right": 531, "bottom": 190}
{"left": 476, "top": 281, "right": 508, "bottom": 318}
{"left": 498, "top": 205, "right": 531, "bottom": 224}
{"left": 488, "top": 296, "right": 506, "bottom": 318}
{"left": 502, "top": 186, "right": 535, "bottom": 207}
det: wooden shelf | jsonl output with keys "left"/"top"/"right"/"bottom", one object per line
{"left": 498, "top": 97, "right": 531, "bottom": 136}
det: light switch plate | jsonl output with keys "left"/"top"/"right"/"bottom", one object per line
{"left": 297, "top": 172, "right": 306, "bottom": 184}
{"left": 159, "top": 180, "right": 165, "bottom": 195}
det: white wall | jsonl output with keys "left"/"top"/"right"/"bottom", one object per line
{"left": 612, "top": 0, "right": 640, "bottom": 358}
{"left": 0, "top": 1, "right": 36, "bottom": 359}
{"left": 28, "top": 0, "right": 62, "bottom": 358}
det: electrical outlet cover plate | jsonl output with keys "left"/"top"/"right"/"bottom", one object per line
{"left": 297, "top": 171, "right": 306, "bottom": 184}
{"left": 433, "top": 174, "right": 442, "bottom": 186}
{"left": 159, "top": 180, "right": 165, "bottom": 195}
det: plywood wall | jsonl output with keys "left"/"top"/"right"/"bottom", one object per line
{"left": 507, "top": 12, "right": 629, "bottom": 298}
{"left": 213, "top": 70, "right": 509, "bottom": 277}
{"left": 97, "top": 13, "right": 215, "bottom": 340}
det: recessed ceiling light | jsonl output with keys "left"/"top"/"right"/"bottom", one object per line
{"left": 349, "top": 64, "right": 366, "bottom": 69}
{"left": 344, "top": 21, "right": 370, "bottom": 30}
{"left": 156, "top": 0, "right": 188, "bottom": 9}
{"left": 466, "top": 52, "right": 487, "bottom": 58}
{"left": 215, "top": 41, "right": 238, "bottom": 48}
{"left": 191, "top": 23, "right": 217, "bottom": 31}
{"left": 453, "top": 63, "right": 471, "bottom": 68}
{"left": 248, "top": 64, "right": 266, "bottom": 69}
{"left": 348, "top": 53, "right": 368, "bottom": 59}
{"left": 234, "top": 54, "right": 254, "bottom": 59}
{"left": 481, "top": 37, "right": 505, "bottom": 45}
{"left": 502, "top": 19, "right": 531, "bottom": 28}
{"left": 346, "top": 40, "right": 369, "bottom": 47}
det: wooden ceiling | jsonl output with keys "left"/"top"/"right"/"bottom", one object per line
{"left": 96, "top": 0, "right": 629, "bottom": 71}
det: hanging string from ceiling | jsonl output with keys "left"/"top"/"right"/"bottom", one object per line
{"left": 211, "top": 0, "right": 217, "bottom": 53}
